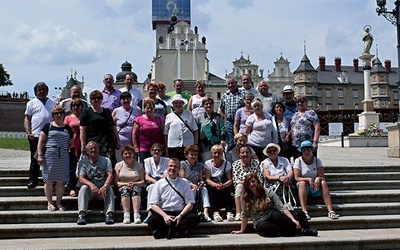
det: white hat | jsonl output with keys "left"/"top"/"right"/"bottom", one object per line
{"left": 169, "top": 94, "right": 188, "bottom": 106}
{"left": 283, "top": 85, "right": 294, "bottom": 93}
{"left": 263, "top": 143, "right": 281, "bottom": 156}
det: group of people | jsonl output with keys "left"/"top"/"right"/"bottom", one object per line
{"left": 23, "top": 74, "right": 338, "bottom": 239}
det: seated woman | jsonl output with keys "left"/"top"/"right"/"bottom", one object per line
{"left": 148, "top": 158, "right": 200, "bottom": 239}
{"left": 294, "top": 140, "right": 339, "bottom": 220}
{"left": 114, "top": 145, "right": 145, "bottom": 224}
{"left": 143, "top": 143, "right": 169, "bottom": 222}
{"left": 179, "top": 145, "right": 212, "bottom": 222}
{"left": 261, "top": 143, "right": 294, "bottom": 204}
{"left": 232, "top": 145, "right": 262, "bottom": 221}
{"left": 204, "top": 145, "right": 234, "bottom": 222}
{"left": 226, "top": 133, "right": 258, "bottom": 164}
{"left": 231, "top": 173, "right": 318, "bottom": 237}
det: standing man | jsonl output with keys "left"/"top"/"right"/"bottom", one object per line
{"left": 218, "top": 77, "right": 245, "bottom": 150}
{"left": 147, "top": 158, "right": 200, "bottom": 239}
{"left": 166, "top": 79, "right": 191, "bottom": 110}
{"left": 256, "top": 80, "right": 280, "bottom": 113}
{"left": 239, "top": 74, "right": 258, "bottom": 95}
{"left": 76, "top": 141, "right": 115, "bottom": 225}
{"left": 60, "top": 85, "right": 88, "bottom": 115}
{"left": 24, "top": 82, "right": 56, "bottom": 188}
{"left": 282, "top": 85, "right": 297, "bottom": 119}
{"left": 119, "top": 73, "right": 143, "bottom": 108}
{"left": 101, "top": 74, "right": 121, "bottom": 112}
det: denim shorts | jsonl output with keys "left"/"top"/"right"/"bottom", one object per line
{"left": 296, "top": 182, "right": 321, "bottom": 197}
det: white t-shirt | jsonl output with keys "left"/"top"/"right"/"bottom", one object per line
{"left": 24, "top": 98, "right": 56, "bottom": 137}
{"left": 120, "top": 86, "right": 144, "bottom": 108}
{"left": 164, "top": 110, "right": 198, "bottom": 147}
{"left": 203, "top": 159, "right": 231, "bottom": 178}
{"left": 261, "top": 156, "right": 292, "bottom": 186}
{"left": 246, "top": 112, "right": 274, "bottom": 147}
{"left": 293, "top": 157, "right": 323, "bottom": 179}
{"left": 144, "top": 156, "right": 169, "bottom": 179}
{"left": 149, "top": 176, "right": 195, "bottom": 212}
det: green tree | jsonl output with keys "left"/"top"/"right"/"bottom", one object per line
{"left": 0, "top": 63, "right": 13, "bottom": 87}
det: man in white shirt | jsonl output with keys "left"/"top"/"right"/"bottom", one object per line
{"left": 147, "top": 158, "right": 200, "bottom": 239}
{"left": 119, "top": 73, "right": 143, "bottom": 108}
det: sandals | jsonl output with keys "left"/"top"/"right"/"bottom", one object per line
{"left": 227, "top": 213, "right": 234, "bottom": 222}
{"left": 204, "top": 216, "right": 212, "bottom": 222}
{"left": 69, "top": 190, "right": 76, "bottom": 197}
{"left": 328, "top": 211, "right": 339, "bottom": 219}
{"left": 57, "top": 205, "right": 67, "bottom": 211}
{"left": 234, "top": 213, "right": 242, "bottom": 221}
{"left": 304, "top": 211, "right": 311, "bottom": 220}
{"left": 47, "top": 204, "right": 56, "bottom": 212}
{"left": 213, "top": 213, "right": 223, "bottom": 222}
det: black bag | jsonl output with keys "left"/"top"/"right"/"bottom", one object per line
{"left": 289, "top": 210, "right": 310, "bottom": 229}
{"left": 210, "top": 159, "right": 228, "bottom": 184}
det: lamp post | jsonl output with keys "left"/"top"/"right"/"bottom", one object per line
{"left": 376, "top": 0, "right": 400, "bottom": 121}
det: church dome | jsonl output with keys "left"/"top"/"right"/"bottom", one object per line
{"left": 116, "top": 61, "right": 137, "bottom": 83}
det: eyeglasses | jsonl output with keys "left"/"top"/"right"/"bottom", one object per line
{"left": 71, "top": 104, "right": 81, "bottom": 108}
{"left": 54, "top": 112, "right": 65, "bottom": 115}
{"left": 158, "top": 87, "right": 164, "bottom": 91}
{"left": 104, "top": 78, "right": 113, "bottom": 81}
{"left": 267, "top": 149, "right": 277, "bottom": 153}
{"left": 91, "top": 97, "right": 102, "bottom": 101}
{"left": 204, "top": 102, "right": 213, "bottom": 106}
{"left": 302, "top": 147, "right": 313, "bottom": 151}
{"left": 152, "top": 148, "right": 162, "bottom": 152}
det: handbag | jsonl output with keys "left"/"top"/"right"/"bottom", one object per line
{"left": 210, "top": 160, "right": 228, "bottom": 184}
{"left": 270, "top": 181, "right": 296, "bottom": 210}
{"left": 289, "top": 210, "right": 310, "bottom": 229}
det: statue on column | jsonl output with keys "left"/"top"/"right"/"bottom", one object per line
{"left": 362, "top": 25, "right": 373, "bottom": 55}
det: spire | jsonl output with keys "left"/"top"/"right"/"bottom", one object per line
{"left": 304, "top": 35, "right": 307, "bottom": 55}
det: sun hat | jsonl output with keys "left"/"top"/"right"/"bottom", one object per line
{"left": 263, "top": 143, "right": 281, "bottom": 156}
{"left": 283, "top": 85, "right": 294, "bottom": 93}
{"left": 168, "top": 94, "right": 188, "bottom": 106}
{"left": 297, "top": 140, "right": 315, "bottom": 152}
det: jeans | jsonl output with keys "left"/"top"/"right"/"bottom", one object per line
{"left": 225, "top": 121, "right": 235, "bottom": 151}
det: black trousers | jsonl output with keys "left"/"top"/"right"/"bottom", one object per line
{"left": 207, "top": 186, "right": 233, "bottom": 213}
{"left": 68, "top": 148, "right": 79, "bottom": 191}
{"left": 147, "top": 210, "right": 200, "bottom": 235}
{"left": 255, "top": 209, "right": 299, "bottom": 237}
{"left": 28, "top": 137, "right": 40, "bottom": 185}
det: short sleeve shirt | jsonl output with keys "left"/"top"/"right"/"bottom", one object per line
{"left": 293, "top": 157, "right": 323, "bottom": 179}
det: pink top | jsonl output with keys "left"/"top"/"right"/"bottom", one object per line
{"left": 64, "top": 114, "right": 81, "bottom": 149}
{"left": 134, "top": 115, "right": 164, "bottom": 152}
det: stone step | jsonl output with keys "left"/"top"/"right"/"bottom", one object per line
{"left": 325, "top": 172, "right": 400, "bottom": 181}
{"left": 0, "top": 177, "right": 43, "bottom": 187}
{"left": 0, "top": 214, "right": 400, "bottom": 240}
{"left": 2, "top": 228, "right": 400, "bottom": 250}
{"left": 328, "top": 180, "right": 400, "bottom": 190}
{"left": 1, "top": 202, "right": 399, "bottom": 224}
{"left": 0, "top": 169, "right": 31, "bottom": 178}
{"left": 324, "top": 165, "right": 400, "bottom": 173}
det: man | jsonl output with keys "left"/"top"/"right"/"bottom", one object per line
{"left": 218, "top": 77, "right": 245, "bottom": 150}
{"left": 239, "top": 74, "right": 258, "bottom": 95}
{"left": 148, "top": 158, "right": 200, "bottom": 239}
{"left": 119, "top": 73, "right": 143, "bottom": 108}
{"left": 101, "top": 74, "right": 121, "bottom": 112}
{"left": 24, "top": 82, "right": 56, "bottom": 188}
{"left": 60, "top": 85, "right": 88, "bottom": 115}
{"left": 282, "top": 85, "right": 297, "bottom": 119}
{"left": 256, "top": 80, "right": 280, "bottom": 113}
{"left": 76, "top": 141, "right": 115, "bottom": 225}
{"left": 166, "top": 79, "right": 191, "bottom": 110}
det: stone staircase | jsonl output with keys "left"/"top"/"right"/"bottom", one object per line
{"left": 1, "top": 164, "right": 400, "bottom": 248}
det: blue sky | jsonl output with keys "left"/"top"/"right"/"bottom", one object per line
{"left": 0, "top": 0, "right": 397, "bottom": 98}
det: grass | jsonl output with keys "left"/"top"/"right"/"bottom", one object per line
{"left": 0, "top": 138, "right": 29, "bottom": 151}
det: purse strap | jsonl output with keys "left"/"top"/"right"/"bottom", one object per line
{"left": 274, "top": 116, "right": 283, "bottom": 145}
{"left": 174, "top": 111, "right": 194, "bottom": 134}
{"left": 118, "top": 108, "right": 133, "bottom": 133}
{"left": 165, "top": 177, "right": 186, "bottom": 204}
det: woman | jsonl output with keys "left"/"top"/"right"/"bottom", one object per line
{"left": 204, "top": 145, "right": 234, "bottom": 222}
{"left": 226, "top": 133, "right": 258, "bottom": 164}
{"left": 133, "top": 99, "right": 164, "bottom": 164}
{"left": 289, "top": 95, "right": 320, "bottom": 159}
{"left": 179, "top": 145, "right": 211, "bottom": 222}
{"left": 271, "top": 102, "right": 291, "bottom": 159}
{"left": 188, "top": 80, "right": 208, "bottom": 118}
{"left": 261, "top": 143, "right": 294, "bottom": 205}
{"left": 37, "top": 105, "right": 73, "bottom": 211}
{"left": 232, "top": 145, "right": 263, "bottom": 221}
{"left": 196, "top": 96, "right": 225, "bottom": 162}
{"left": 164, "top": 94, "right": 198, "bottom": 161}
{"left": 114, "top": 145, "right": 145, "bottom": 224}
{"left": 112, "top": 92, "right": 141, "bottom": 163}
{"left": 156, "top": 81, "right": 171, "bottom": 110}
{"left": 143, "top": 143, "right": 169, "bottom": 222}
{"left": 294, "top": 140, "right": 339, "bottom": 220}
{"left": 244, "top": 99, "right": 274, "bottom": 160}
{"left": 234, "top": 92, "right": 254, "bottom": 135}
{"left": 80, "top": 90, "right": 119, "bottom": 156}
{"left": 231, "top": 173, "right": 318, "bottom": 237}
{"left": 64, "top": 98, "right": 83, "bottom": 197}
{"left": 137, "top": 82, "right": 168, "bottom": 118}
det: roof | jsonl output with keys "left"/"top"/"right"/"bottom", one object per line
{"left": 294, "top": 54, "right": 317, "bottom": 73}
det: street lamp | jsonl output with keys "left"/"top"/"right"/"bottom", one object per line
{"left": 376, "top": 0, "right": 400, "bottom": 121}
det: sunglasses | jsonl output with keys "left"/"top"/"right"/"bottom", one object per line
{"left": 158, "top": 87, "right": 164, "bottom": 91}
{"left": 302, "top": 147, "right": 313, "bottom": 151}
{"left": 91, "top": 97, "right": 102, "bottom": 101}
{"left": 267, "top": 149, "right": 277, "bottom": 153}
{"left": 152, "top": 148, "right": 162, "bottom": 152}
{"left": 54, "top": 112, "right": 65, "bottom": 115}
{"left": 71, "top": 104, "right": 81, "bottom": 108}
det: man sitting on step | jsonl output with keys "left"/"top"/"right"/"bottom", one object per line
{"left": 76, "top": 141, "right": 115, "bottom": 225}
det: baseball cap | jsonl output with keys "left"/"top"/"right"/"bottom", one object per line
{"left": 283, "top": 85, "right": 294, "bottom": 93}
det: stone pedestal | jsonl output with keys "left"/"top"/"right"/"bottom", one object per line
{"left": 358, "top": 111, "right": 380, "bottom": 131}
{"left": 386, "top": 122, "right": 400, "bottom": 158}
